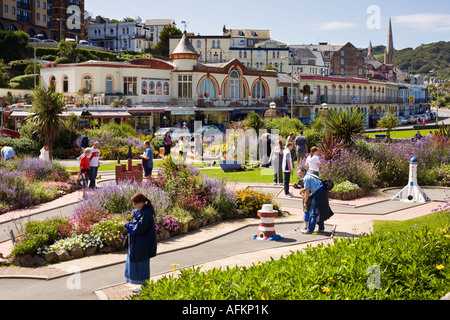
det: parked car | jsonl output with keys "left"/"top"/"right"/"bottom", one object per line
{"left": 154, "top": 127, "right": 175, "bottom": 138}
{"left": 398, "top": 116, "right": 408, "bottom": 125}
{"left": 79, "top": 40, "right": 90, "bottom": 46}
{"left": 407, "top": 116, "right": 417, "bottom": 124}
{"left": 298, "top": 117, "right": 313, "bottom": 126}
{"left": 171, "top": 129, "right": 191, "bottom": 142}
{"left": 28, "top": 38, "right": 42, "bottom": 43}
{"left": 193, "top": 125, "right": 224, "bottom": 143}
{"left": 65, "top": 38, "right": 76, "bottom": 42}
{"left": 42, "top": 39, "right": 58, "bottom": 43}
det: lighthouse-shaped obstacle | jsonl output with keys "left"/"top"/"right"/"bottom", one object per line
{"left": 393, "top": 157, "right": 431, "bottom": 203}
{"left": 252, "top": 204, "right": 283, "bottom": 241}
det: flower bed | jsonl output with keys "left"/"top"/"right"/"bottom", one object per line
{"left": 0, "top": 158, "right": 77, "bottom": 214}
{"left": 7, "top": 157, "right": 280, "bottom": 266}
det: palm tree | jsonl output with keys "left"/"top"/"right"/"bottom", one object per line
{"left": 244, "top": 111, "right": 265, "bottom": 132}
{"left": 325, "top": 109, "right": 366, "bottom": 146}
{"left": 27, "top": 84, "right": 66, "bottom": 160}
{"left": 377, "top": 112, "right": 400, "bottom": 142}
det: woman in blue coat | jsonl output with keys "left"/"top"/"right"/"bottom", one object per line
{"left": 124, "top": 193, "right": 158, "bottom": 292}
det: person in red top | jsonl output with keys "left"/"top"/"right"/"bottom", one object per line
{"left": 78, "top": 148, "right": 91, "bottom": 200}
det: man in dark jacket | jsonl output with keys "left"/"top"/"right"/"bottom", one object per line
{"left": 80, "top": 131, "right": 89, "bottom": 152}
{"left": 301, "top": 171, "right": 334, "bottom": 234}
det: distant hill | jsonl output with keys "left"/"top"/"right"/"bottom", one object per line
{"left": 362, "top": 41, "right": 450, "bottom": 79}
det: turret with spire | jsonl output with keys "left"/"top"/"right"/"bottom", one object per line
{"left": 169, "top": 31, "right": 200, "bottom": 70}
{"left": 384, "top": 18, "right": 395, "bottom": 66}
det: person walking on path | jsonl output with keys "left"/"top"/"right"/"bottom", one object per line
{"left": 176, "top": 136, "right": 189, "bottom": 163}
{"left": 305, "top": 147, "right": 320, "bottom": 175}
{"left": 295, "top": 131, "right": 308, "bottom": 167}
{"left": 80, "top": 131, "right": 89, "bottom": 153}
{"left": 140, "top": 140, "right": 154, "bottom": 181}
{"left": 270, "top": 139, "right": 284, "bottom": 185}
{"left": 87, "top": 141, "right": 100, "bottom": 189}
{"left": 301, "top": 170, "right": 334, "bottom": 234}
{"left": 286, "top": 132, "right": 296, "bottom": 164}
{"left": 283, "top": 142, "right": 294, "bottom": 198}
{"left": 78, "top": 148, "right": 91, "bottom": 200}
{"left": 1, "top": 146, "right": 16, "bottom": 162}
{"left": 124, "top": 193, "right": 158, "bottom": 293}
{"left": 163, "top": 131, "right": 173, "bottom": 159}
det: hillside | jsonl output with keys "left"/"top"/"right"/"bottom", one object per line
{"left": 363, "top": 41, "right": 450, "bottom": 79}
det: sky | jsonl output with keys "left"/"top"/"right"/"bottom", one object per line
{"left": 85, "top": 0, "right": 450, "bottom": 50}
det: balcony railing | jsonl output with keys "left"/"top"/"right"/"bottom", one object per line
{"left": 17, "top": 1, "right": 31, "bottom": 10}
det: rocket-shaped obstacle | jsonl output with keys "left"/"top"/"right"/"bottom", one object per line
{"left": 393, "top": 157, "right": 431, "bottom": 203}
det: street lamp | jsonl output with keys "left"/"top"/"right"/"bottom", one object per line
{"left": 282, "top": 53, "right": 296, "bottom": 119}
{"left": 34, "top": 33, "right": 44, "bottom": 89}
{"left": 436, "top": 82, "right": 441, "bottom": 124}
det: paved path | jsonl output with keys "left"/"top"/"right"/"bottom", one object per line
{"left": 0, "top": 172, "right": 446, "bottom": 300}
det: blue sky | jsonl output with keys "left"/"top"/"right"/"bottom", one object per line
{"left": 86, "top": 0, "right": 450, "bottom": 50}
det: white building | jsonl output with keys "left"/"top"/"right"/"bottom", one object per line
{"left": 87, "top": 16, "right": 153, "bottom": 52}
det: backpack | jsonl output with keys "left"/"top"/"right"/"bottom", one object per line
{"left": 307, "top": 173, "right": 334, "bottom": 191}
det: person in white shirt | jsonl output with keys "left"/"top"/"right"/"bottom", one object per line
{"left": 88, "top": 141, "right": 100, "bottom": 188}
{"left": 282, "top": 143, "right": 294, "bottom": 197}
{"left": 306, "top": 147, "right": 320, "bottom": 175}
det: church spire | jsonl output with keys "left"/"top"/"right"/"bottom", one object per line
{"left": 384, "top": 18, "right": 395, "bottom": 65}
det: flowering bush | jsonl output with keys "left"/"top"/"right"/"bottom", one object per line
{"left": 155, "top": 214, "right": 181, "bottom": 233}
{"left": 92, "top": 216, "right": 127, "bottom": 250}
{"left": 38, "top": 233, "right": 104, "bottom": 255}
{"left": 320, "top": 148, "right": 377, "bottom": 188}
{"left": 235, "top": 188, "right": 281, "bottom": 218}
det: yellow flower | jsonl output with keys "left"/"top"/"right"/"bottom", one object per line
{"left": 171, "top": 263, "right": 180, "bottom": 267}
{"left": 436, "top": 265, "right": 445, "bottom": 270}
{"left": 444, "top": 235, "right": 450, "bottom": 238}
{"left": 205, "top": 281, "right": 210, "bottom": 285}
{"left": 321, "top": 287, "right": 330, "bottom": 293}
{"left": 328, "top": 277, "right": 334, "bottom": 283}
{"left": 341, "top": 259, "right": 348, "bottom": 263}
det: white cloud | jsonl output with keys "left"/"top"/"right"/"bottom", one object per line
{"left": 314, "top": 21, "right": 358, "bottom": 31}
{"left": 392, "top": 13, "right": 450, "bottom": 33}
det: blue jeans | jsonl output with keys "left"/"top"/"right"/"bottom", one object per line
{"left": 307, "top": 190, "right": 325, "bottom": 232}
{"left": 284, "top": 172, "right": 291, "bottom": 195}
{"left": 89, "top": 166, "right": 98, "bottom": 188}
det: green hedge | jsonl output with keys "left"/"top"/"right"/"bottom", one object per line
{"left": 8, "top": 74, "right": 38, "bottom": 89}
{"left": 132, "top": 226, "right": 450, "bottom": 300}
{"left": 0, "top": 138, "right": 40, "bottom": 156}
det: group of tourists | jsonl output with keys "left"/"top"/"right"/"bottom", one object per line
{"left": 269, "top": 130, "right": 333, "bottom": 235}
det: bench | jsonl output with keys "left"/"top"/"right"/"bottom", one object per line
{"left": 375, "top": 134, "right": 387, "bottom": 141}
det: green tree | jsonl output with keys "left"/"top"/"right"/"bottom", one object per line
{"left": 156, "top": 24, "right": 183, "bottom": 57}
{"left": 244, "top": 111, "right": 265, "bottom": 133}
{"left": 0, "top": 31, "right": 31, "bottom": 63}
{"left": 27, "top": 84, "right": 66, "bottom": 159}
{"left": 325, "top": 109, "right": 366, "bottom": 146}
{"left": 377, "top": 112, "right": 400, "bottom": 142}
{"left": 58, "top": 40, "right": 78, "bottom": 62}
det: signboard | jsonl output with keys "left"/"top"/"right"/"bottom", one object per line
{"left": 171, "top": 110, "right": 195, "bottom": 115}
{"left": 409, "top": 96, "right": 415, "bottom": 103}
{"left": 3, "top": 108, "right": 11, "bottom": 116}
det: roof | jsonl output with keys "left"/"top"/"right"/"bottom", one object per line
{"left": 278, "top": 73, "right": 299, "bottom": 84}
{"left": 293, "top": 48, "right": 317, "bottom": 60}
{"left": 171, "top": 32, "right": 199, "bottom": 55}
{"left": 224, "top": 28, "right": 271, "bottom": 39}
{"left": 145, "top": 19, "right": 175, "bottom": 26}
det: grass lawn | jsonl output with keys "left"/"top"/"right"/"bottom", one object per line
{"left": 373, "top": 207, "right": 450, "bottom": 234}
{"left": 363, "top": 129, "right": 433, "bottom": 139}
{"left": 200, "top": 166, "right": 299, "bottom": 184}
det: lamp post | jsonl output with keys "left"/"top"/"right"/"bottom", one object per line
{"left": 34, "top": 33, "right": 44, "bottom": 89}
{"left": 436, "top": 82, "right": 441, "bottom": 124}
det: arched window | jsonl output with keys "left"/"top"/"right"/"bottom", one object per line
{"left": 217, "top": 40, "right": 221, "bottom": 48}
{"left": 141, "top": 81, "right": 148, "bottom": 95}
{"left": 156, "top": 81, "right": 162, "bottom": 95}
{"left": 63, "top": 76, "right": 69, "bottom": 93}
{"left": 163, "top": 82, "right": 169, "bottom": 96}
{"left": 212, "top": 40, "right": 216, "bottom": 48}
{"left": 198, "top": 77, "right": 217, "bottom": 99}
{"left": 49, "top": 76, "right": 56, "bottom": 89}
{"left": 82, "top": 75, "right": 92, "bottom": 93}
{"left": 252, "top": 81, "right": 266, "bottom": 100}
{"left": 149, "top": 81, "right": 155, "bottom": 95}
{"left": 229, "top": 70, "right": 240, "bottom": 100}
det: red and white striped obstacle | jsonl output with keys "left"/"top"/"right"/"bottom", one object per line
{"left": 254, "top": 204, "right": 281, "bottom": 241}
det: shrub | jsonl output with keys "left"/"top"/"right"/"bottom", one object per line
{"left": 331, "top": 180, "right": 361, "bottom": 193}
{"left": 320, "top": 148, "right": 377, "bottom": 188}
{"left": 92, "top": 216, "right": 127, "bottom": 250}
{"left": 41, "top": 233, "right": 104, "bottom": 255}
{"left": 8, "top": 74, "right": 38, "bottom": 89}
{"left": 0, "top": 170, "right": 35, "bottom": 209}
{"left": 266, "top": 117, "right": 306, "bottom": 139}
{"left": 132, "top": 226, "right": 450, "bottom": 300}
{"left": 23, "top": 218, "right": 69, "bottom": 243}
{"left": 11, "top": 233, "right": 50, "bottom": 257}
{"left": 235, "top": 188, "right": 281, "bottom": 218}
{"left": 0, "top": 137, "right": 40, "bottom": 156}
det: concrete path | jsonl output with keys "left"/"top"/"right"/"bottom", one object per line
{"left": 0, "top": 173, "right": 446, "bottom": 300}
